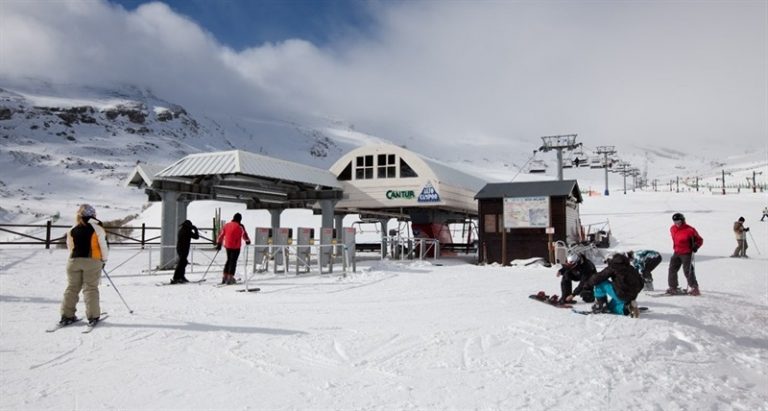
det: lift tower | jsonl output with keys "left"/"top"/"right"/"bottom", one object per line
{"left": 538, "top": 134, "right": 580, "bottom": 181}
{"left": 595, "top": 146, "right": 617, "bottom": 195}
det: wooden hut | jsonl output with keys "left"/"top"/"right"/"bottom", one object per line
{"left": 474, "top": 180, "right": 583, "bottom": 265}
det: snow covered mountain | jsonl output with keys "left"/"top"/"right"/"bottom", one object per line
{"left": 0, "top": 80, "right": 766, "bottom": 224}
{"left": 0, "top": 81, "right": 385, "bottom": 223}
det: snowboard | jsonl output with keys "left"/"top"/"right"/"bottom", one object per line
{"left": 572, "top": 307, "right": 649, "bottom": 316}
{"left": 235, "top": 287, "right": 261, "bottom": 293}
{"left": 528, "top": 293, "right": 574, "bottom": 309}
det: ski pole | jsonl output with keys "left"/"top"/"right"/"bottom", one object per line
{"left": 199, "top": 248, "right": 220, "bottom": 282}
{"left": 102, "top": 267, "right": 134, "bottom": 314}
{"left": 748, "top": 230, "right": 761, "bottom": 255}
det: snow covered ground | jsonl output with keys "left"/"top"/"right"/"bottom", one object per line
{"left": 1, "top": 190, "right": 767, "bottom": 410}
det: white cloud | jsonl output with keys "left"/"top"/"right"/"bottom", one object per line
{"left": 1, "top": 0, "right": 765, "bottom": 158}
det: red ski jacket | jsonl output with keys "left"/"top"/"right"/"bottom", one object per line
{"left": 670, "top": 223, "right": 703, "bottom": 255}
{"left": 217, "top": 221, "right": 251, "bottom": 249}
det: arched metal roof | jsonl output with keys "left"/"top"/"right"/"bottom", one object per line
{"left": 329, "top": 144, "right": 487, "bottom": 218}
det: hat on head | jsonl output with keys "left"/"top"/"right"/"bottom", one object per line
{"left": 78, "top": 204, "right": 96, "bottom": 218}
{"left": 738, "top": 216, "right": 745, "bottom": 222}
{"left": 672, "top": 212, "right": 685, "bottom": 222}
{"left": 233, "top": 213, "right": 242, "bottom": 222}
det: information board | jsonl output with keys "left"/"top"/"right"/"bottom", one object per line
{"left": 503, "top": 196, "right": 550, "bottom": 228}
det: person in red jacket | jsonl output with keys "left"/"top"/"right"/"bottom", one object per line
{"left": 216, "top": 213, "right": 251, "bottom": 284}
{"left": 667, "top": 212, "right": 704, "bottom": 295}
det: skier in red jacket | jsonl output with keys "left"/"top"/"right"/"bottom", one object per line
{"left": 216, "top": 213, "right": 251, "bottom": 284}
{"left": 667, "top": 213, "right": 703, "bottom": 295}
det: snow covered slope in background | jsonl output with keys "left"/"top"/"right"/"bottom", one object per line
{"left": 1, "top": 80, "right": 766, "bottom": 225}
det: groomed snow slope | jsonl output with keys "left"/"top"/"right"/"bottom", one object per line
{"left": 0, "top": 190, "right": 766, "bottom": 410}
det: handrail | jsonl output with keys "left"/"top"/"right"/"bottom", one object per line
{"left": 0, "top": 221, "right": 214, "bottom": 248}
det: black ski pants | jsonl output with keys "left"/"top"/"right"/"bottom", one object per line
{"left": 173, "top": 249, "right": 190, "bottom": 280}
{"left": 642, "top": 255, "right": 662, "bottom": 281}
{"left": 668, "top": 252, "right": 698, "bottom": 289}
{"left": 224, "top": 248, "right": 241, "bottom": 275}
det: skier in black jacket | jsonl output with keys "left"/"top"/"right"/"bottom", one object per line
{"left": 171, "top": 220, "right": 199, "bottom": 284}
{"left": 559, "top": 253, "right": 596, "bottom": 304}
{"left": 582, "top": 253, "right": 645, "bottom": 316}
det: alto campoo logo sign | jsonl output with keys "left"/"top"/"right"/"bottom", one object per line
{"left": 418, "top": 182, "right": 440, "bottom": 203}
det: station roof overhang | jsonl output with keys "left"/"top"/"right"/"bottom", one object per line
{"left": 126, "top": 150, "right": 344, "bottom": 209}
{"left": 475, "top": 180, "right": 583, "bottom": 203}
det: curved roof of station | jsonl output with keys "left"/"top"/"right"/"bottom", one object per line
{"left": 330, "top": 144, "right": 486, "bottom": 192}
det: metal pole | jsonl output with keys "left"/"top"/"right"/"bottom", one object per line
{"left": 603, "top": 153, "right": 610, "bottom": 196}
{"left": 199, "top": 248, "right": 220, "bottom": 282}
{"left": 722, "top": 170, "right": 726, "bottom": 195}
{"left": 748, "top": 230, "right": 761, "bottom": 255}
{"left": 102, "top": 267, "right": 134, "bottom": 314}
{"left": 556, "top": 148, "right": 563, "bottom": 180}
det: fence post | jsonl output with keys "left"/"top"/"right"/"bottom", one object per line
{"left": 141, "top": 223, "right": 146, "bottom": 249}
{"left": 45, "top": 220, "right": 52, "bottom": 249}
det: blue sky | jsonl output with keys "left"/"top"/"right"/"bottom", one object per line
{"left": 110, "top": 0, "right": 380, "bottom": 49}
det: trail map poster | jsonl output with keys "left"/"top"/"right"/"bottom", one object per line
{"left": 503, "top": 196, "right": 550, "bottom": 228}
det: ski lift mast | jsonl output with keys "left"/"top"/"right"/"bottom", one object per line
{"left": 537, "top": 134, "right": 581, "bottom": 181}
{"left": 596, "top": 146, "right": 617, "bottom": 195}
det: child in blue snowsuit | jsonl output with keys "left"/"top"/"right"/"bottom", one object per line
{"left": 582, "top": 253, "right": 645, "bottom": 316}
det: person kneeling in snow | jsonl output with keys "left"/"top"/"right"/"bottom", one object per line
{"left": 559, "top": 253, "right": 596, "bottom": 304}
{"left": 581, "top": 253, "right": 645, "bottom": 317}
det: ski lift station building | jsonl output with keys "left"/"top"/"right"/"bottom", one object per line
{"left": 329, "top": 144, "right": 487, "bottom": 245}
{"left": 127, "top": 144, "right": 487, "bottom": 266}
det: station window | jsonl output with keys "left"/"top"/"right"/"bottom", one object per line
{"left": 338, "top": 162, "right": 352, "bottom": 181}
{"left": 377, "top": 154, "right": 396, "bottom": 178}
{"left": 355, "top": 155, "right": 374, "bottom": 179}
{"left": 400, "top": 159, "right": 418, "bottom": 178}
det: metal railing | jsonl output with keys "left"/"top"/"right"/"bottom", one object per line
{"left": 0, "top": 221, "right": 214, "bottom": 248}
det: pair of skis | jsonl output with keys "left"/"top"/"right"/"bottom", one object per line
{"left": 46, "top": 313, "right": 109, "bottom": 333}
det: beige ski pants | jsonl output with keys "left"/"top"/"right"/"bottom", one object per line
{"left": 60, "top": 258, "right": 101, "bottom": 319}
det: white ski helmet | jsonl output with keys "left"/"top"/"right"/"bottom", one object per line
{"left": 565, "top": 253, "right": 580, "bottom": 266}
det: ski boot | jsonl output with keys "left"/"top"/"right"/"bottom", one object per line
{"left": 59, "top": 316, "right": 77, "bottom": 325}
{"left": 591, "top": 297, "right": 609, "bottom": 314}
{"left": 628, "top": 300, "right": 640, "bottom": 318}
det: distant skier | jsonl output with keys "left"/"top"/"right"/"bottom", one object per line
{"left": 171, "top": 220, "right": 199, "bottom": 284}
{"left": 761, "top": 206, "right": 768, "bottom": 222}
{"left": 581, "top": 253, "right": 645, "bottom": 317}
{"left": 558, "top": 253, "right": 596, "bottom": 304}
{"left": 216, "top": 213, "right": 251, "bottom": 285}
{"left": 627, "top": 250, "right": 662, "bottom": 291}
{"left": 58, "top": 204, "right": 108, "bottom": 326}
{"left": 731, "top": 217, "right": 749, "bottom": 258}
{"left": 667, "top": 213, "right": 703, "bottom": 296}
